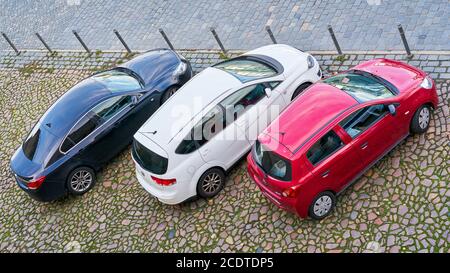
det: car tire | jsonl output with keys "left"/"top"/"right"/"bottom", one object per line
{"left": 66, "top": 167, "right": 96, "bottom": 196}
{"left": 410, "top": 104, "right": 432, "bottom": 134}
{"left": 291, "top": 82, "right": 312, "bottom": 101}
{"left": 161, "top": 86, "right": 179, "bottom": 104}
{"left": 308, "top": 191, "right": 336, "bottom": 220}
{"left": 197, "top": 168, "right": 226, "bottom": 199}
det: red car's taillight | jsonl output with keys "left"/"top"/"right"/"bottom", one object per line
{"left": 282, "top": 186, "right": 297, "bottom": 198}
{"left": 27, "top": 176, "right": 46, "bottom": 190}
{"left": 151, "top": 176, "right": 176, "bottom": 186}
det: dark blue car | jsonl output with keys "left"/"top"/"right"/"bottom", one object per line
{"left": 10, "top": 49, "right": 193, "bottom": 202}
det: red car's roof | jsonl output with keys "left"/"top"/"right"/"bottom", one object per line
{"left": 354, "top": 58, "right": 425, "bottom": 91}
{"left": 261, "top": 83, "right": 358, "bottom": 155}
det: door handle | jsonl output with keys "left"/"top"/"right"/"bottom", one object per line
{"left": 322, "top": 170, "right": 330, "bottom": 178}
{"left": 361, "top": 142, "right": 369, "bottom": 150}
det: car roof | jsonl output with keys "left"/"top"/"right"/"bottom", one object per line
{"left": 39, "top": 77, "right": 118, "bottom": 136}
{"left": 136, "top": 67, "right": 242, "bottom": 147}
{"left": 261, "top": 83, "right": 358, "bottom": 155}
{"left": 118, "top": 49, "right": 179, "bottom": 86}
{"left": 243, "top": 44, "right": 310, "bottom": 76}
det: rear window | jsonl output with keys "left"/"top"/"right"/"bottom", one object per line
{"left": 214, "top": 59, "right": 277, "bottom": 82}
{"left": 253, "top": 141, "right": 292, "bottom": 181}
{"left": 22, "top": 124, "right": 41, "bottom": 160}
{"left": 132, "top": 140, "right": 168, "bottom": 175}
{"left": 22, "top": 123, "right": 58, "bottom": 164}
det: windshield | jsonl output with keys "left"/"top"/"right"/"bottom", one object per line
{"left": 253, "top": 141, "right": 291, "bottom": 181}
{"left": 92, "top": 70, "right": 142, "bottom": 93}
{"left": 214, "top": 59, "right": 277, "bottom": 82}
{"left": 323, "top": 71, "right": 394, "bottom": 102}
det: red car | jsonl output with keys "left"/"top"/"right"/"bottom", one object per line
{"left": 247, "top": 59, "right": 438, "bottom": 220}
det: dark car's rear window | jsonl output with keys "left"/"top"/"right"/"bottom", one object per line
{"left": 132, "top": 140, "right": 168, "bottom": 175}
{"left": 22, "top": 125, "right": 41, "bottom": 160}
{"left": 22, "top": 123, "right": 59, "bottom": 165}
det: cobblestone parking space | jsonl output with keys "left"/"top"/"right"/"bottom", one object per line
{"left": 0, "top": 50, "right": 449, "bottom": 253}
{"left": 0, "top": 0, "right": 449, "bottom": 52}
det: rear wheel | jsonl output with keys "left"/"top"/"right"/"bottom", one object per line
{"left": 308, "top": 191, "right": 336, "bottom": 220}
{"left": 161, "top": 86, "right": 179, "bottom": 104}
{"left": 410, "top": 105, "right": 432, "bottom": 134}
{"left": 291, "top": 82, "right": 312, "bottom": 101}
{"left": 66, "top": 167, "right": 96, "bottom": 196}
{"left": 197, "top": 168, "right": 225, "bottom": 199}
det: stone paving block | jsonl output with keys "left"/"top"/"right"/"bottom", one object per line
{"left": 0, "top": 49, "right": 449, "bottom": 253}
{"left": 0, "top": 0, "right": 449, "bottom": 52}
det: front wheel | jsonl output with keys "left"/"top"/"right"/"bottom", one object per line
{"left": 410, "top": 105, "right": 432, "bottom": 134}
{"left": 197, "top": 168, "right": 226, "bottom": 199}
{"left": 161, "top": 86, "right": 179, "bottom": 104}
{"left": 66, "top": 167, "right": 96, "bottom": 196}
{"left": 308, "top": 191, "right": 336, "bottom": 220}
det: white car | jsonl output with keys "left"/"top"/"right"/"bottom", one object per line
{"left": 132, "top": 44, "right": 322, "bottom": 204}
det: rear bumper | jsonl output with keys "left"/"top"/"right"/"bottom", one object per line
{"left": 14, "top": 174, "right": 66, "bottom": 202}
{"left": 133, "top": 157, "right": 192, "bottom": 205}
{"left": 246, "top": 154, "right": 298, "bottom": 215}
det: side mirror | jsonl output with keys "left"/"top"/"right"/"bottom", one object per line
{"left": 388, "top": 104, "right": 396, "bottom": 116}
{"left": 264, "top": 88, "right": 272, "bottom": 97}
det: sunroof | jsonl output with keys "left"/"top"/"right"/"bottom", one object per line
{"left": 214, "top": 58, "right": 278, "bottom": 82}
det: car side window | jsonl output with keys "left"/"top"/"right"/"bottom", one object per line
{"left": 60, "top": 95, "right": 133, "bottom": 153}
{"left": 339, "top": 104, "right": 388, "bottom": 138}
{"left": 219, "top": 83, "right": 267, "bottom": 121}
{"left": 92, "top": 95, "right": 133, "bottom": 121}
{"left": 175, "top": 84, "right": 274, "bottom": 155}
{"left": 175, "top": 105, "right": 225, "bottom": 154}
{"left": 268, "top": 81, "right": 282, "bottom": 89}
{"left": 307, "top": 130, "right": 344, "bottom": 165}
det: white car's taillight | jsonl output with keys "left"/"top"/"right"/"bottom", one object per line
{"left": 420, "top": 76, "right": 433, "bottom": 89}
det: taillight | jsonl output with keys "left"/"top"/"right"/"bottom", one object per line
{"left": 281, "top": 186, "right": 297, "bottom": 198}
{"left": 28, "top": 176, "right": 46, "bottom": 190}
{"left": 151, "top": 176, "right": 176, "bottom": 186}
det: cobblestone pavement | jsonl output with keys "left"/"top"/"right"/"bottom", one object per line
{"left": 0, "top": 50, "right": 449, "bottom": 253}
{"left": 0, "top": 0, "right": 449, "bottom": 52}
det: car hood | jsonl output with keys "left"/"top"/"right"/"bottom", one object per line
{"left": 354, "top": 58, "right": 425, "bottom": 92}
{"left": 118, "top": 49, "right": 179, "bottom": 86}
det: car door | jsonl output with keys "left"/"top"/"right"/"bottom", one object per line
{"left": 228, "top": 82, "right": 286, "bottom": 146}
{"left": 306, "top": 128, "right": 364, "bottom": 193}
{"left": 195, "top": 105, "right": 249, "bottom": 170}
{"left": 61, "top": 95, "right": 136, "bottom": 166}
{"left": 113, "top": 91, "right": 161, "bottom": 143}
{"left": 339, "top": 104, "right": 398, "bottom": 167}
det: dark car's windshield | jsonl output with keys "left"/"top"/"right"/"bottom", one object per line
{"left": 323, "top": 70, "right": 395, "bottom": 102}
{"left": 92, "top": 69, "right": 142, "bottom": 93}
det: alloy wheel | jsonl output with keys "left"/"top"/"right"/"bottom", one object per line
{"left": 70, "top": 170, "right": 93, "bottom": 192}
{"left": 201, "top": 172, "right": 222, "bottom": 194}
